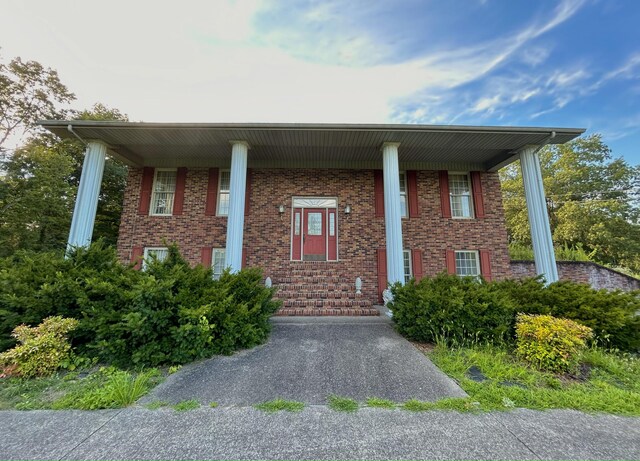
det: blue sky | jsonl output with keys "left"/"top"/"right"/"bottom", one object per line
{"left": 1, "top": 0, "right": 639, "bottom": 164}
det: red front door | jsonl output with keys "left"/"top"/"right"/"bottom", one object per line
{"left": 303, "top": 208, "right": 326, "bottom": 261}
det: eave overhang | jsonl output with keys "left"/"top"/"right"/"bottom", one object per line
{"left": 37, "top": 121, "right": 585, "bottom": 171}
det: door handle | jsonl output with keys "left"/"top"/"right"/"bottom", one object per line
{"left": 303, "top": 233, "right": 306, "bottom": 243}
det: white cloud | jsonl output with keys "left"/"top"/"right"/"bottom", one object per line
{"left": 0, "top": 0, "right": 587, "bottom": 125}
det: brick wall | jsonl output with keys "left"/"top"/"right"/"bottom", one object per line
{"left": 511, "top": 261, "right": 640, "bottom": 292}
{"left": 117, "top": 168, "right": 512, "bottom": 303}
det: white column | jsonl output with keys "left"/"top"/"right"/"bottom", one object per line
{"left": 520, "top": 146, "right": 559, "bottom": 283}
{"left": 382, "top": 142, "right": 405, "bottom": 285}
{"left": 225, "top": 141, "right": 249, "bottom": 272}
{"left": 67, "top": 141, "right": 107, "bottom": 251}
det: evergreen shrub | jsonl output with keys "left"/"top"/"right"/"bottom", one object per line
{"left": 0, "top": 242, "right": 281, "bottom": 366}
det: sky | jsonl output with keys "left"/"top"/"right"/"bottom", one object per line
{"left": 1, "top": 0, "right": 639, "bottom": 164}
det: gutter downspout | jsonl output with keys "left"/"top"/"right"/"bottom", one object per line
{"left": 525, "top": 131, "right": 556, "bottom": 156}
{"left": 67, "top": 124, "right": 88, "bottom": 146}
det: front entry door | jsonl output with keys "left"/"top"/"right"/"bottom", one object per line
{"left": 303, "top": 208, "right": 326, "bottom": 261}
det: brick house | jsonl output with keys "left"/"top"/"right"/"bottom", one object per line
{"left": 39, "top": 122, "right": 584, "bottom": 315}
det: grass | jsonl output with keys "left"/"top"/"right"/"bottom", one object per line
{"left": 0, "top": 367, "right": 163, "bottom": 410}
{"left": 365, "top": 397, "right": 396, "bottom": 409}
{"left": 328, "top": 395, "right": 359, "bottom": 412}
{"left": 255, "top": 399, "right": 305, "bottom": 413}
{"left": 173, "top": 399, "right": 200, "bottom": 411}
{"left": 145, "top": 400, "right": 169, "bottom": 410}
{"left": 427, "top": 344, "right": 640, "bottom": 415}
{"left": 209, "top": 401, "right": 219, "bottom": 408}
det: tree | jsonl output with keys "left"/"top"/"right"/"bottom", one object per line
{"left": 500, "top": 134, "right": 640, "bottom": 272}
{"left": 0, "top": 103, "right": 129, "bottom": 255}
{"left": 0, "top": 53, "right": 75, "bottom": 154}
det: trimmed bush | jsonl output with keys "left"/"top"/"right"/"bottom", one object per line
{"left": 515, "top": 314, "right": 593, "bottom": 373}
{"left": 389, "top": 273, "right": 516, "bottom": 345}
{"left": 0, "top": 316, "right": 78, "bottom": 377}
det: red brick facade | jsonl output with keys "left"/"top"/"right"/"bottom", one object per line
{"left": 117, "top": 168, "right": 512, "bottom": 311}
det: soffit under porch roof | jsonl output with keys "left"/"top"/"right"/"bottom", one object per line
{"left": 37, "top": 121, "right": 585, "bottom": 171}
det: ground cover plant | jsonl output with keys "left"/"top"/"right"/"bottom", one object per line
{"left": 328, "top": 395, "right": 359, "bottom": 412}
{"left": 0, "top": 367, "right": 163, "bottom": 410}
{"left": 426, "top": 344, "right": 640, "bottom": 415}
{"left": 255, "top": 399, "right": 305, "bottom": 412}
{"left": 173, "top": 399, "right": 200, "bottom": 411}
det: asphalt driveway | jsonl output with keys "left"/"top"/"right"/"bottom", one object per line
{"left": 142, "top": 315, "right": 466, "bottom": 405}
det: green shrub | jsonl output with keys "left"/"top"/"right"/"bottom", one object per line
{"left": 515, "top": 314, "right": 593, "bottom": 373}
{"left": 0, "top": 316, "right": 78, "bottom": 378}
{"left": 389, "top": 273, "right": 516, "bottom": 345}
{"left": 0, "top": 242, "right": 281, "bottom": 367}
{"left": 496, "top": 278, "right": 640, "bottom": 351}
{"left": 83, "top": 246, "right": 280, "bottom": 366}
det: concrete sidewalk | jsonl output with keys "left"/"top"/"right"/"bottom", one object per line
{"left": 1, "top": 407, "right": 639, "bottom": 460}
{"left": 143, "top": 315, "right": 466, "bottom": 405}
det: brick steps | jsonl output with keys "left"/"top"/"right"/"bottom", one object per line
{"left": 275, "top": 307, "right": 380, "bottom": 316}
{"left": 272, "top": 263, "right": 376, "bottom": 316}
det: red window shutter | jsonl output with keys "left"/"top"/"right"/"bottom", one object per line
{"left": 470, "top": 171, "right": 485, "bottom": 219}
{"left": 244, "top": 169, "right": 252, "bottom": 217}
{"left": 138, "top": 167, "right": 154, "bottom": 215}
{"left": 173, "top": 167, "right": 187, "bottom": 215}
{"left": 201, "top": 247, "right": 212, "bottom": 267}
{"left": 242, "top": 248, "right": 247, "bottom": 269}
{"left": 205, "top": 168, "right": 219, "bottom": 216}
{"left": 377, "top": 248, "right": 387, "bottom": 303}
{"left": 407, "top": 170, "right": 419, "bottom": 218}
{"left": 445, "top": 250, "right": 456, "bottom": 275}
{"left": 439, "top": 170, "right": 451, "bottom": 218}
{"left": 479, "top": 250, "right": 492, "bottom": 281}
{"left": 131, "top": 247, "right": 144, "bottom": 270}
{"left": 411, "top": 249, "right": 424, "bottom": 281}
{"left": 374, "top": 170, "right": 385, "bottom": 218}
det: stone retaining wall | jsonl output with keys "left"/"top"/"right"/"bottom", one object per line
{"left": 511, "top": 261, "right": 640, "bottom": 291}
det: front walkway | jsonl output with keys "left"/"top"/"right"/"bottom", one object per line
{"left": 2, "top": 407, "right": 639, "bottom": 460}
{"left": 142, "top": 315, "right": 466, "bottom": 405}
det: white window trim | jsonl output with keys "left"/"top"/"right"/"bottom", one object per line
{"left": 216, "top": 169, "right": 231, "bottom": 217}
{"left": 454, "top": 250, "right": 481, "bottom": 278}
{"left": 142, "top": 247, "right": 169, "bottom": 270}
{"left": 399, "top": 171, "right": 408, "bottom": 219}
{"left": 149, "top": 168, "right": 177, "bottom": 216}
{"left": 403, "top": 249, "right": 413, "bottom": 283}
{"left": 211, "top": 248, "right": 226, "bottom": 280}
{"left": 449, "top": 172, "right": 475, "bottom": 219}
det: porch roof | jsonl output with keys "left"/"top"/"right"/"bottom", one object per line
{"left": 38, "top": 121, "right": 585, "bottom": 171}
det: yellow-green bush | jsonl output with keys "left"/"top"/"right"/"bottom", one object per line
{"left": 0, "top": 316, "right": 78, "bottom": 378}
{"left": 515, "top": 314, "right": 592, "bottom": 373}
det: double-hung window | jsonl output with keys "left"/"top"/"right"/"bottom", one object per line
{"left": 150, "top": 169, "right": 177, "bottom": 215}
{"left": 403, "top": 249, "right": 412, "bottom": 283}
{"left": 455, "top": 251, "right": 480, "bottom": 277}
{"left": 143, "top": 247, "right": 169, "bottom": 270}
{"left": 449, "top": 173, "right": 473, "bottom": 218}
{"left": 212, "top": 248, "right": 226, "bottom": 280}
{"left": 399, "top": 171, "right": 408, "bottom": 218}
{"left": 217, "top": 170, "right": 231, "bottom": 216}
